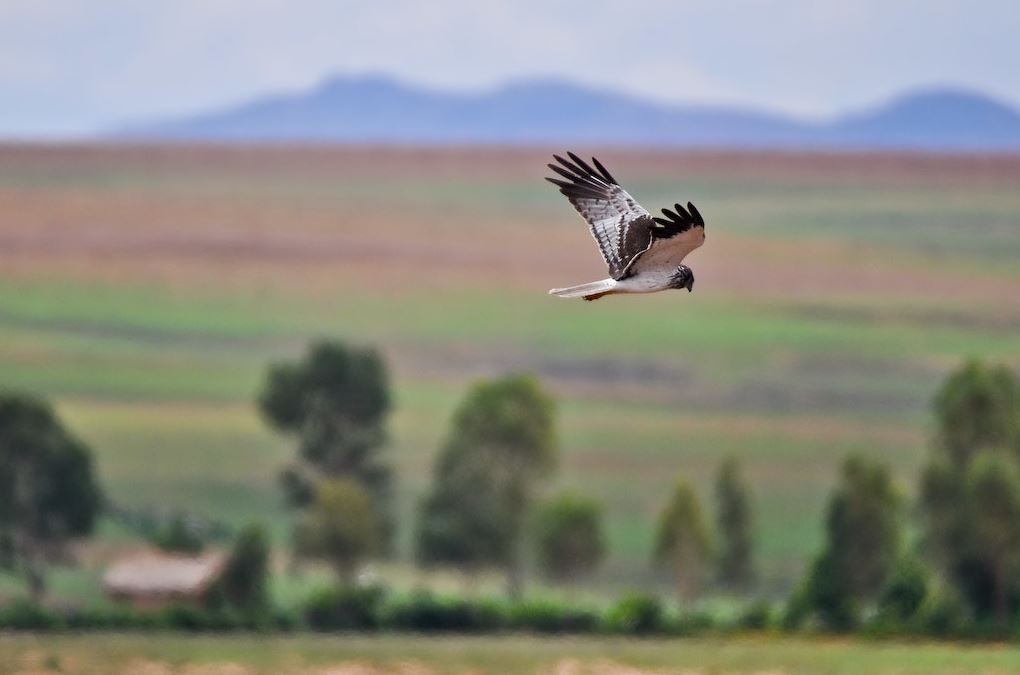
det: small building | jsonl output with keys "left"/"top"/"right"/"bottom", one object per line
{"left": 103, "top": 550, "right": 227, "bottom": 610}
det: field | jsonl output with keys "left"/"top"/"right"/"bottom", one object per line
{"left": 2, "top": 634, "right": 1020, "bottom": 674}
{"left": 1, "top": 145, "right": 1020, "bottom": 596}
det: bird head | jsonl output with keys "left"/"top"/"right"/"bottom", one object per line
{"left": 672, "top": 265, "right": 695, "bottom": 293}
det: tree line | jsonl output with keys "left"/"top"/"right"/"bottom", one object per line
{"left": 258, "top": 341, "right": 756, "bottom": 601}
{"left": 2, "top": 338, "right": 1020, "bottom": 636}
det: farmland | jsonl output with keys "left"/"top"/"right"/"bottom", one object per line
{"left": 1, "top": 145, "right": 1019, "bottom": 593}
{"left": 2, "top": 633, "right": 1020, "bottom": 674}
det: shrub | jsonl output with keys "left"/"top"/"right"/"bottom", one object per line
{"left": 737, "top": 599, "right": 775, "bottom": 631}
{"left": 156, "top": 604, "right": 246, "bottom": 632}
{"left": 603, "top": 593, "right": 664, "bottom": 635}
{"left": 218, "top": 523, "right": 271, "bottom": 612}
{"left": 916, "top": 589, "right": 970, "bottom": 638}
{"left": 381, "top": 592, "right": 506, "bottom": 632}
{"left": 668, "top": 608, "right": 719, "bottom": 636}
{"left": 0, "top": 600, "right": 63, "bottom": 630}
{"left": 63, "top": 605, "right": 146, "bottom": 630}
{"left": 302, "top": 585, "right": 385, "bottom": 631}
{"left": 509, "top": 598, "right": 599, "bottom": 633}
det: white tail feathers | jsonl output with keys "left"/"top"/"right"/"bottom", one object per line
{"left": 548, "top": 278, "right": 617, "bottom": 301}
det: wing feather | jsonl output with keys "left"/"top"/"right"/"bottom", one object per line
{"left": 546, "top": 153, "right": 707, "bottom": 280}
{"left": 546, "top": 154, "right": 651, "bottom": 279}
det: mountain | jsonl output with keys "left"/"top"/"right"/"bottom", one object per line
{"left": 116, "top": 75, "right": 1020, "bottom": 151}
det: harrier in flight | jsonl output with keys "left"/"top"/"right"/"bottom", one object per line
{"left": 546, "top": 153, "right": 706, "bottom": 301}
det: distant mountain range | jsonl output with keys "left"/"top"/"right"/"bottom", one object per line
{"left": 116, "top": 75, "right": 1020, "bottom": 151}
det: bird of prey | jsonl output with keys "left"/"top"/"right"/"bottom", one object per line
{"left": 546, "top": 153, "right": 706, "bottom": 301}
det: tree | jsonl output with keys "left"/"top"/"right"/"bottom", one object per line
{"left": 921, "top": 360, "right": 1020, "bottom": 621}
{"left": 416, "top": 375, "right": 557, "bottom": 598}
{"left": 534, "top": 493, "right": 606, "bottom": 583}
{"left": 219, "top": 523, "right": 271, "bottom": 612}
{"left": 653, "top": 478, "right": 712, "bottom": 600}
{"left": 933, "top": 359, "right": 1019, "bottom": 466}
{"left": 151, "top": 514, "right": 205, "bottom": 554}
{"left": 0, "top": 393, "right": 103, "bottom": 601}
{"left": 295, "top": 478, "right": 378, "bottom": 585}
{"left": 798, "top": 455, "right": 901, "bottom": 628}
{"left": 714, "top": 457, "right": 755, "bottom": 590}
{"left": 966, "top": 453, "right": 1020, "bottom": 622}
{"left": 258, "top": 341, "right": 394, "bottom": 549}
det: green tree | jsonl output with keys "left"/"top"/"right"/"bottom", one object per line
{"left": 416, "top": 375, "right": 557, "bottom": 598}
{"left": 920, "top": 360, "right": 1020, "bottom": 621}
{"left": 0, "top": 393, "right": 103, "bottom": 601}
{"left": 534, "top": 493, "right": 606, "bottom": 583}
{"left": 151, "top": 514, "right": 205, "bottom": 554}
{"left": 714, "top": 457, "right": 755, "bottom": 590}
{"left": 961, "top": 452, "right": 1020, "bottom": 622}
{"left": 653, "top": 478, "right": 712, "bottom": 600}
{"left": 798, "top": 455, "right": 901, "bottom": 628}
{"left": 295, "top": 478, "right": 378, "bottom": 585}
{"left": 258, "top": 341, "right": 394, "bottom": 548}
{"left": 933, "top": 359, "right": 1019, "bottom": 466}
{"left": 219, "top": 523, "right": 271, "bottom": 612}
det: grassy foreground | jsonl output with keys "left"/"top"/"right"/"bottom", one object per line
{"left": 2, "top": 633, "right": 1019, "bottom": 674}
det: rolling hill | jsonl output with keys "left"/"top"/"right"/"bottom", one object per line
{"left": 116, "top": 75, "right": 1020, "bottom": 151}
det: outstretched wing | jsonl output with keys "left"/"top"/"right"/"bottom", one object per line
{"left": 621, "top": 201, "right": 706, "bottom": 278}
{"left": 545, "top": 153, "right": 653, "bottom": 279}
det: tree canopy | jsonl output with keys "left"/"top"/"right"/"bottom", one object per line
{"left": 921, "top": 360, "right": 1020, "bottom": 621}
{"left": 534, "top": 493, "right": 606, "bottom": 582}
{"left": 653, "top": 477, "right": 713, "bottom": 600}
{"left": 259, "top": 340, "right": 394, "bottom": 548}
{"left": 218, "top": 523, "right": 271, "bottom": 612}
{"left": 796, "top": 454, "right": 901, "bottom": 629}
{"left": 295, "top": 478, "right": 379, "bottom": 585}
{"left": 416, "top": 374, "right": 557, "bottom": 597}
{"left": 714, "top": 457, "right": 755, "bottom": 590}
{"left": 0, "top": 393, "right": 103, "bottom": 600}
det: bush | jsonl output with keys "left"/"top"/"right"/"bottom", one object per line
{"left": 603, "top": 593, "right": 664, "bottom": 635}
{"left": 64, "top": 605, "right": 147, "bottom": 630}
{"left": 668, "top": 608, "right": 720, "bottom": 636}
{"left": 508, "top": 598, "right": 599, "bottom": 633}
{"left": 381, "top": 592, "right": 506, "bottom": 632}
{"left": 302, "top": 585, "right": 385, "bottom": 631}
{"left": 737, "top": 599, "right": 775, "bottom": 631}
{"left": 157, "top": 604, "right": 245, "bottom": 632}
{"left": 916, "top": 589, "right": 970, "bottom": 638}
{"left": 218, "top": 523, "right": 271, "bottom": 612}
{"left": 0, "top": 600, "right": 63, "bottom": 630}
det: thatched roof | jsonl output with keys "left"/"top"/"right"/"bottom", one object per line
{"left": 103, "top": 550, "right": 226, "bottom": 598}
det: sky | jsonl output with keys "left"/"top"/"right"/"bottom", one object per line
{"left": 1, "top": 0, "right": 1018, "bottom": 138}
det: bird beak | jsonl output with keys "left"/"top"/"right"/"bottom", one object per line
{"left": 686, "top": 279, "right": 694, "bottom": 293}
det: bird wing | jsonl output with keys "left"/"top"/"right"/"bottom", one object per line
{"left": 621, "top": 201, "right": 706, "bottom": 278}
{"left": 545, "top": 153, "right": 653, "bottom": 280}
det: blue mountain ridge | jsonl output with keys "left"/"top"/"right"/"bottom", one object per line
{"left": 115, "top": 75, "right": 1020, "bottom": 151}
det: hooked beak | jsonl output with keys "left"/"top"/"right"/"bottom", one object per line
{"left": 685, "top": 278, "right": 695, "bottom": 293}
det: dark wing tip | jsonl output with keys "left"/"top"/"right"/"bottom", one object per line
{"left": 687, "top": 201, "right": 705, "bottom": 226}
{"left": 590, "top": 156, "right": 617, "bottom": 185}
{"left": 565, "top": 151, "right": 598, "bottom": 177}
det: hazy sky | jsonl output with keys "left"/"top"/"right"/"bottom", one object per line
{"left": 2, "top": 0, "right": 1018, "bottom": 137}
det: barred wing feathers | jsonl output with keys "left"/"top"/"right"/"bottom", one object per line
{"left": 546, "top": 153, "right": 705, "bottom": 280}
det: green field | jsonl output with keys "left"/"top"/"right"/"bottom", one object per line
{"left": 2, "top": 634, "right": 1019, "bottom": 674}
{"left": 1, "top": 146, "right": 1019, "bottom": 597}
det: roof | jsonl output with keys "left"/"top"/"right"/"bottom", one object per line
{"left": 103, "top": 550, "right": 227, "bottom": 597}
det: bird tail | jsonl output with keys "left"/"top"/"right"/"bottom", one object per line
{"left": 548, "top": 278, "right": 617, "bottom": 301}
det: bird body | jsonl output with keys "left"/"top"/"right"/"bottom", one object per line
{"left": 546, "top": 153, "right": 706, "bottom": 301}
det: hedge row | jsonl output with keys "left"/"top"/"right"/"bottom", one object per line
{"left": 0, "top": 588, "right": 1015, "bottom": 640}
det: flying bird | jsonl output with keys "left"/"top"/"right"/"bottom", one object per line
{"left": 546, "top": 153, "right": 706, "bottom": 301}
